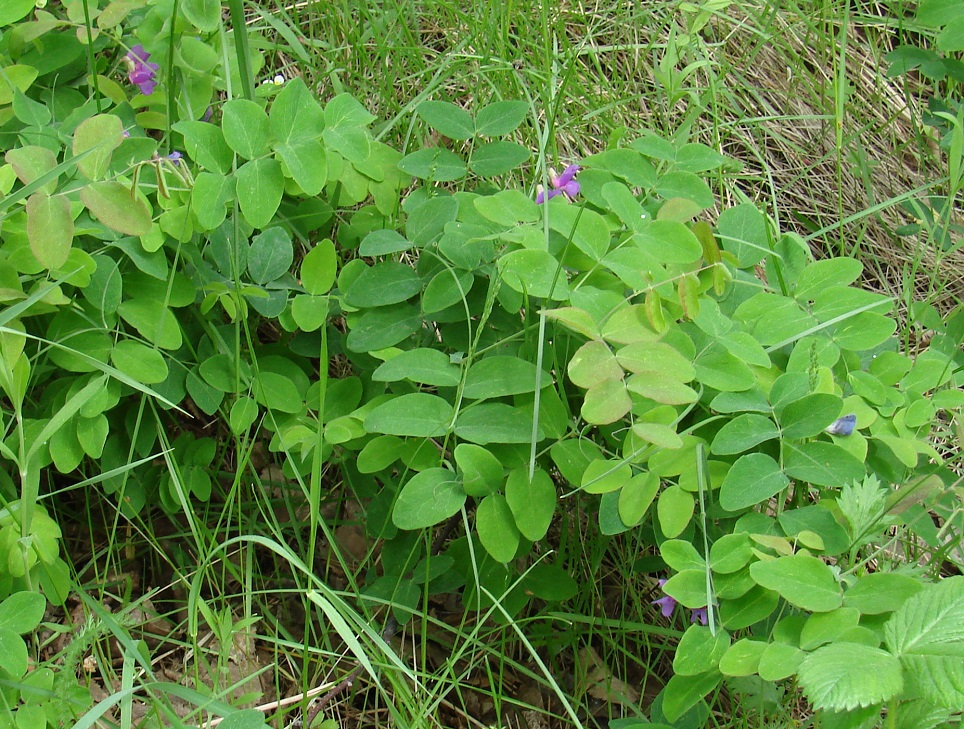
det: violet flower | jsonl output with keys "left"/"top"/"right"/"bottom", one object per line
{"left": 690, "top": 607, "right": 708, "bottom": 626}
{"left": 536, "top": 164, "right": 580, "bottom": 204}
{"left": 826, "top": 413, "right": 857, "bottom": 436}
{"left": 652, "top": 578, "right": 676, "bottom": 618}
{"left": 167, "top": 151, "right": 182, "bottom": 164}
{"left": 125, "top": 44, "right": 159, "bottom": 96}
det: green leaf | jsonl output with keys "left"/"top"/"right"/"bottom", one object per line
{"left": 547, "top": 203, "right": 609, "bottom": 261}
{"left": 800, "top": 608, "right": 861, "bottom": 650}
{"left": 798, "top": 643, "right": 903, "bottom": 711}
{"left": 277, "top": 139, "right": 328, "bottom": 195}
{"left": 0, "top": 0, "right": 35, "bottom": 26}
{"left": 794, "top": 257, "right": 863, "bottom": 300}
{"left": 657, "top": 484, "right": 694, "bottom": 538}
{"left": 5, "top": 145, "right": 58, "bottom": 195}
{"left": 236, "top": 158, "right": 284, "bottom": 228}
{"left": 346, "top": 304, "right": 422, "bottom": 352}
{"left": 222, "top": 99, "right": 271, "bottom": 159}
{"left": 937, "top": 15, "right": 964, "bottom": 51}
{"left": 719, "top": 639, "right": 767, "bottom": 677}
{"left": 454, "top": 403, "right": 539, "bottom": 444}
{"left": 192, "top": 172, "right": 235, "bottom": 231}
{"left": 269, "top": 77, "right": 325, "bottom": 144}
{"left": 616, "top": 341, "right": 695, "bottom": 380}
{"left": 779, "top": 394, "right": 844, "bottom": 439}
{"left": 784, "top": 441, "right": 865, "bottom": 487}
{"left": 416, "top": 100, "right": 475, "bottom": 140}
{"left": 521, "top": 564, "right": 578, "bottom": 602}
{"left": 469, "top": 141, "right": 530, "bottom": 176}
{"left": 710, "top": 533, "right": 753, "bottom": 574}
{"left": 343, "top": 261, "right": 421, "bottom": 307}
{"left": 618, "top": 471, "right": 660, "bottom": 526}
{"left": 73, "top": 114, "right": 125, "bottom": 180}
{"left": 568, "top": 341, "right": 622, "bottom": 388}
{"left": 324, "top": 94, "right": 374, "bottom": 162}
{"left": 422, "top": 269, "right": 473, "bottom": 313}
{"left": 173, "top": 121, "right": 232, "bottom": 173}
{"left": 663, "top": 569, "right": 709, "bottom": 608}
{"left": 25, "top": 192, "right": 72, "bottom": 270}
{"left": 475, "top": 100, "right": 528, "bottom": 137}
{"left": 253, "top": 372, "right": 302, "bottom": 413}
{"left": 181, "top": 0, "right": 220, "bottom": 30}
{"left": 247, "top": 227, "right": 293, "bottom": 284}
{"left": 625, "top": 375, "right": 698, "bottom": 405}
{"left": 0, "top": 592, "right": 46, "bottom": 633}
{"left": 498, "top": 249, "right": 569, "bottom": 300}
{"left": 655, "top": 171, "right": 714, "bottom": 208}
{"left": 455, "top": 444, "right": 504, "bottom": 497}
{"left": 0, "top": 629, "right": 28, "bottom": 678}
{"left": 372, "top": 348, "right": 461, "bottom": 387}
{"left": 359, "top": 229, "right": 412, "bottom": 256}
{"left": 474, "top": 189, "right": 540, "bottom": 226}
{"left": 406, "top": 195, "right": 459, "bottom": 247}
{"left": 717, "top": 203, "right": 768, "bottom": 268}
{"left": 631, "top": 220, "right": 703, "bottom": 265}
{"left": 300, "top": 239, "right": 337, "bottom": 295}
{"left": 673, "top": 625, "right": 730, "bottom": 676}
{"left": 693, "top": 341, "right": 755, "bottom": 392}
{"left": 229, "top": 397, "right": 259, "bottom": 434}
{"left": 580, "top": 378, "right": 632, "bottom": 425}
{"left": 711, "top": 414, "right": 780, "bottom": 455}
{"left": 884, "top": 576, "right": 964, "bottom": 710}
{"left": 217, "top": 709, "right": 271, "bottom": 729}
{"left": 0, "top": 65, "right": 37, "bottom": 106}
{"left": 660, "top": 539, "right": 705, "bottom": 572}
{"left": 758, "top": 642, "right": 804, "bottom": 681}
{"left": 397, "top": 147, "right": 466, "bottom": 181}
{"left": 632, "top": 422, "right": 684, "bottom": 450}
{"left": 393, "top": 468, "right": 465, "bottom": 530}
{"left": 719, "top": 584, "right": 779, "bottom": 629}
{"left": 117, "top": 299, "right": 182, "bottom": 349}
{"left": 462, "top": 356, "right": 545, "bottom": 399}
{"left": 291, "top": 294, "right": 329, "bottom": 332}
{"left": 505, "top": 467, "right": 555, "bottom": 541}
{"left": 364, "top": 393, "right": 452, "bottom": 437}
{"left": 842, "top": 573, "right": 924, "bottom": 615}
{"left": 581, "top": 458, "right": 632, "bottom": 495}
{"left": 476, "top": 494, "right": 520, "bottom": 563}
{"left": 749, "top": 555, "right": 842, "bottom": 612}
{"left": 719, "top": 453, "right": 789, "bottom": 511}
{"left": 111, "top": 340, "right": 168, "bottom": 384}
{"left": 80, "top": 182, "right": 152, "bottom": 236}
{"left": 661, "top": 672, "right": 722, "bottom": 724}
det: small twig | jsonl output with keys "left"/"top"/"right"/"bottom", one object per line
{"left": 301, "top": 616, "right": 399, "bottom": 728}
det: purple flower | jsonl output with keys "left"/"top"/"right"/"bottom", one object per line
{"left": 125, "top": 44, "right": 159, "bottom": 96}
{"left": 536, "top": 164, "right": 580, "bottom": 204}
{"left": 167, "top": 151, "right": 182, "bottom": 164}
{"left": 690, "top": 607, "right": 708, "bottom": 626}
{"left": 826, "top": 413, "right": 857, "bottom": 436}
{"left": 652, "top": 578, "right": 677, "bottom": 618}
{"left": 203, "top": 107, "right": 214, "bottom": 122}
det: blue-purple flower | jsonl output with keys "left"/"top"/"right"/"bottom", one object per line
{"left": 125, "top": 44, "right": 159, "bottom": 96}
{"left": 826, "top": 413, "right": 857, "bottom": 436}
{"left": 536, "top": 164, "right": 580, "bottom": 204}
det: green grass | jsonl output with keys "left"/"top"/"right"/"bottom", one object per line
{"left": 53, "top": 0, "right": 963, "bottom": 727}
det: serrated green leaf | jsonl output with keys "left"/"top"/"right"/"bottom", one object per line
{"left": 798, "top": 643, "right": 903, "bottom": 711}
